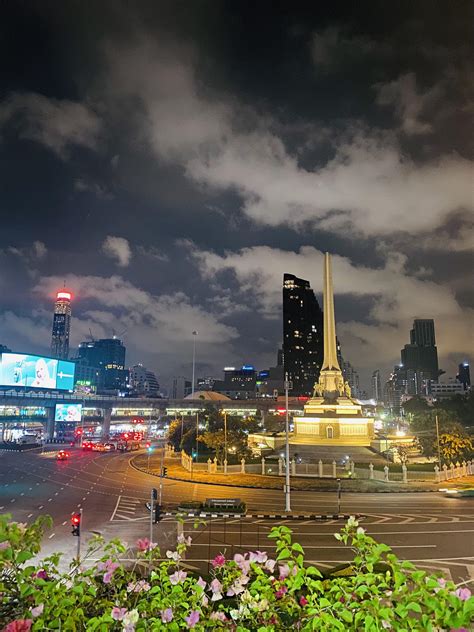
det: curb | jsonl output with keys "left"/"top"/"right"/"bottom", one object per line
{"left": 147, "top": 505, "right": 365, "bottom": 521}
{"left": 130, "top": 457, "right": 439, "bottom": 494}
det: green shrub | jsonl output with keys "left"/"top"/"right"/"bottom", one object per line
{"left": 0, "top": 514, "right": 472, "bottom": 630}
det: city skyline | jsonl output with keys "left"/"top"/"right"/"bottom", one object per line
{"left": 0, "top": 2, "right": 472, "bottom": 390}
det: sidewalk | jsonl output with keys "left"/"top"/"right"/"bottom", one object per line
{"left": 131, "top": 452, "right": 448, "bottom": 493}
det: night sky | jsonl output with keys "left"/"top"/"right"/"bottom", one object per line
{"left": 0, "top": 1, "right": 472, "bottom": 392}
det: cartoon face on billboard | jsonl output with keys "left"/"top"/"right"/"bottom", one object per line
{"left": 55, "top": 404, "right": 82, "bottom": 422}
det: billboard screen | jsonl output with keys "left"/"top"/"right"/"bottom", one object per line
{"left": 0, "top": 353, "right": 75, "bottom": 391}
{"left": 55, "top": 403, "right": 82, "bottom": 422}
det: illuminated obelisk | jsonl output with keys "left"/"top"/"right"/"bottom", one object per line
{"left": 291, "top": 252, "right": 374, "bottom": 446}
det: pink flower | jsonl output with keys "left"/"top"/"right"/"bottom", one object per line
{"left": 136, "top": 538, "right": 157, "bottom": 552}
{"left": 169, "top": 570, "right": 187, "bottom": 585}
{"left": 249, "top": 550, "right": 268, "bottom": 564}
{"left": 196, "top": 576, "right": 207, "bottom": 590}
{"left": 210, "top": 612, "right": 227, "bottom": 622}
{"left": 0, "top": 541, "right": 10, "bottom": 550}
{"left": 177, "top": 534, "right": 192, "bottom": 546}
{"left": 202, "top": 594, "right": 209, "bottom": 607}
{"left": 275, "top": 585, "right": 288, "bottom": 599}
{"left": 226, "top": 575, "right": 249, "bottom": 596}
{"left": 30, "top": 604, "right": 44, "bottom": 618}
{"left": 299, "top": 596, "right": 308, "bottom": 606}
{"left": 264, "top": 559, "right": 276, "bottom": 573}
{"left": 111, "top": 607, "right": 127, "bottom": 621}
{"left": 279, "top": 563, "right": 290, "bottom": 579}
{"left": 127, "top": 580, "right": 150, "bottom": 593}
{"left": 185, "top": 611, "right": 200, "bottom": 628}
{"left": 210, "top": 578, "right": 223, "bottom": 601}
{"left": 211, "top": 554, "right": 226, "bottom": 568}
{"left": 234, "top": 553, "right": 250, "bottom": 574}
{"left": 3, "top": 621, "right": 33, "bottom": 632}
{"left": 454, "top": 587, "right": 471, "bottom": 601}
{"left": 160, "top": 608, "right": 173, "bottom": 623}
{"left": 34, "top": 569, "right": 48, "bottom": 580}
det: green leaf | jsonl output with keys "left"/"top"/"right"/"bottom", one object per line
{"left": 407, "top": 602, "right": 422, "bottom": 613}
{"left": 292, "top": 543, "right": 304, "bottom": 554}
{"left": 277, "top": 548, "right": 291, "bottom": 560}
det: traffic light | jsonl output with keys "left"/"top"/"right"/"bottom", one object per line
{"left": 152, "top": 488, "right": 158, "bottom": 501}
{"left": 154, "top": 504, "right": 162, "bottom": 523}
{"left": 71, "top": 513, "right": 81, "bottom": 537}
{"left": 161, "top": 467, "right": 167, "bottom": 477}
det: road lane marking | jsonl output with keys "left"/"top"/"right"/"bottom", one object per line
{"left": 20, "top": 493, "right": 24, "bottom": 496}
{"left": 62, "top": 521, "right": 67, "bottom": 526}
{"left": 48, "top": 533, "right": 55, "bottom": 539}
{"left": 10, "top": 499, "right": 15, "bottom": 503}
{"left": 27, "top": 513, "right": 33, "bottom": 518}
{"left": 38, "top": 505, "right": 43, "bottom": 509}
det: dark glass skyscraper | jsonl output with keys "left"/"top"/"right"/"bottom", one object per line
{"left": 282, "top": 273, "right": 323, "bottom": 396}
{"left": 51, "top": 290, "right": 72, "bottom": 359}
{"left": 401, "top": 318, "right": 439, "bottom": 383}
{"left": 77, "top": 337, "right": 126, "bottom": 390}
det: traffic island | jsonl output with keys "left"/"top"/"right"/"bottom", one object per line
{"left": 131, "top": 452, "right": 440, "bottom": 493}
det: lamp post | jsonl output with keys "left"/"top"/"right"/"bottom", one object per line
{"left": 191, "top": 331, "right": 198, "bottom": 397}
{"left": 435, "top": 414, "right": 441, "bottom": 466}
{"left": 224, "top": 410, "right": 228, "bottom": 465}
{"left": 284, "top": 372, "right": 291, "bottom": 513}
{"left": 195, "top": 412, "right": 199, "bottom": 461}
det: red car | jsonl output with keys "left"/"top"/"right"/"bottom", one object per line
{"left": 56, "top": 450, "right": 70, "bottom": 461}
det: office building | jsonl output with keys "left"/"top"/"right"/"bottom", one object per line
{"left": 431, "top": 381, "right": 465, "bottom": 398}
{"left": 401, "top": 319, "right": 439, "bottom": 383}
{"left": 196, "top": 376, "right": 216, "bottom": 391}
{"left": 171, "top": 376, "right": 192, "bottom": 399}
{"left": 456, "top": 363, "right": 471, "bottom": 390}
{"left": 342, "top": 360, "right": 360, "bottom": 398}
{"left": 384, "top": 366, "right": 407, "bottom": 416}
{"left": 212, "top": 365, "right": 257, "bottom": 399}
{"left": 129, "top": 364, "right": 160, "bottom": 397}
{"left": 372, "top": 369, "right": 382, "bottom": 403}
{"left": 282, "top": 273, "right": 323, "bottom": 396}
{"left": 76, "top": 337, "right": 127, "bottom": 390}
{"left": 51, "top": 289, "right": 72, "bottom": 359}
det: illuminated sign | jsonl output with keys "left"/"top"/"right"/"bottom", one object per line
{"left": 224, "top": 367, "right": 236, "bottom": 371}
{"left": 0, "top": 353, "right": 75, "bottom": 391}
{"left": 57, "top": 291, "right": 72, "bottom": 300}
{"left": 241, "top": 365, "right": 255, "bottom": 371}
{"left": 55, "top": 404, "right": 83, "bottom": 422}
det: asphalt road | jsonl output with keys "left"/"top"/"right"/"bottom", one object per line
{"left": 0, "top": 447, "right": 473, "bottom": 583}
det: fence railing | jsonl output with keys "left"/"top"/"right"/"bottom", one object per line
{"left": 171, "top": 446, "right": 474, "bottom": 483}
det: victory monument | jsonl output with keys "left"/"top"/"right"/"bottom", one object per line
{"left": 291, "top": 253, "right": 374, "bottom": 446}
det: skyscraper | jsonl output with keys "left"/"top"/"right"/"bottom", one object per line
{"left": 129, "top": 364, "right": 160, "bottom": 396}
{"left": 342, "top": 360, "right": 360, "bottom": 398}
{"left": 371, "top": 369, "right": 382, "bottom": 402}
{"left": 400, "top": 318, "right": 439, "bottom": 386}
{"left": 77, "top": 337, "right": 126, "bottom": 390}
{"left": 282, "top": 273, "right": 323, "bottom": 396}
{"left": 51, "top": 290, "right": 72, "bottom": 359}
{"left": 457, "top": 362, "right": 471, "bottom": 390}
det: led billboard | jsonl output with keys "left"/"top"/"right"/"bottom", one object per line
{"left": 55, "top": 403, "right": 82, "bottom": 422}
{"left": 0, "top": 353, "right": 75, "bottom": 391}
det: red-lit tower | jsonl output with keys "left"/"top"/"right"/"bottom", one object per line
{"left": 51, "top": 289, "right": 72, "bottom": 359}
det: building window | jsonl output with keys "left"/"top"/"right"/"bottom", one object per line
{"left": 326, "top": 426, "right": 334, "bottom": 439}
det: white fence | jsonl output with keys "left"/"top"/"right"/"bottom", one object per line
{"left": 171, "top": 446, "right": 473, "bottom": 484}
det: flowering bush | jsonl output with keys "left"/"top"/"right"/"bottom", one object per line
{"left": 0, "top": 514, "right": 473, "bottom": 630}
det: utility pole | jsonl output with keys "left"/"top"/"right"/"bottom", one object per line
{"left": 195, "top": 412, "right": 199, "bottom": 460}
{"left": 435, "top": 414, "right": 441, "bottom": 466}
{"left": 284, "top": 372, "right": 291, "bottom": 513}
{"left": 191, "top": 331, "right": 198, "bottom": 396}
{"left": 158, "top": 446, "right": 165, "bottom": 506}
{"left": 224, "top": 410, "right": 228, "bottom": 465}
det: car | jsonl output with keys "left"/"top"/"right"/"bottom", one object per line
{"left": 104, "top": 443, "right": 116, "bottom": 451}
{"left": 92, "top": 443, "right": 106, "bottom": 452}
{"left": 82, "top": 441, "right": 93, "bottom": 450}
{"left": 56, "top": 450, "right": 70, "bottom": 461}
{"left": 440, "top": 487, "right": 474, "bottom": 498}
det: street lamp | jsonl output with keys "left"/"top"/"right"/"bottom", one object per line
{"left": 195, "top": 412, "right": 199, "bottom": 461}
{"left": 221, "top": 409, "right": 228, "bottom": 465}
{"left": 191, "top": 331, "right": 198, "bottom": 397}
{"left": 284, "top": 372, "right": 291, "bottom": 513}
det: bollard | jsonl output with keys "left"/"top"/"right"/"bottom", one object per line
{"left": 278, "top": 458, "right": 283, "bottom": 476}
{"left": 240, "top": 458, "right": 246, "bottom": 474}
{"left": 384, "top": 465, "right": 389, "bottom": 482}
{"left": 350, "top": 460, "right": 355, "bottom": 476}
{"left": 207, "top": 458, "right": 212, "bottom": 473}
{"left": 261, "top": 457, "right": 265, "bottom": 476}
{"left": 291, "top": 458, "right": 296, "bottom": 476}
{"left": 224, "top": 459, "right": 228, "bottom": 475}
{"left": 318, "top": 459, "right": 323, "bottom": 478}
{"left": 402, "top": 464, "right": 407, "bottom": 484}
{"left": 332, "top": 460, "right": 337, "bottom": 478}
{"left": 434, "top": 465, "right": 440, "bottom": 483}
{"left": 369, "top": 463, "right": 374, "bottom": 480}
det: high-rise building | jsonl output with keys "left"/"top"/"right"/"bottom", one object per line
{"left": 171, "top": 376, "right": 192, "bottom": 399}
{"left": 282, "top": 273, "right": 323, "bottom": 396}
{"left": 129, "top": 364, "right": 160, "bottom": 396}
{"left": 76, "top": 337, "right": 126, "bottom": 390}
{"left": 456, "top": 362, "right": 471, "bottom": 390}
{"left": 342, "top": 360, "right": 360, "bottom": 398}
{"left": 383, "top": 366, "right": 407, "bottom": 415}
{"left": 401, "top": 319, "right": 439, "bottom": 383}
{"left": 372, "top": 370, "right": 382, "bottom": 402}
{"left": 212, "top": 365, "right": 257, "bottom": 399}
{"left": 51, "top": 290, "right": 72, "bottom": 359}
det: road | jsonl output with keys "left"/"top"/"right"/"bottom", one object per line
{"left": 0, "top": 447, "right": 473, "bottom": 583}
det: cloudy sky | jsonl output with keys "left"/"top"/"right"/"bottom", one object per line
{"left": 0, "top": 1, "right": 472, "bottom": 392}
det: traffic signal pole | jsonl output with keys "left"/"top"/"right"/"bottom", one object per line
{"left": 158, "top": 445, "right": 165, "bottom": 507}
{"left": 77, "top": 508, "right": 83, "bottom": 561}
{"left": 284, "top": 372, "right": 291, "bottom": 513}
